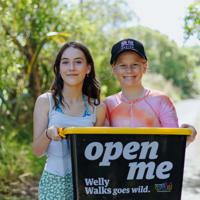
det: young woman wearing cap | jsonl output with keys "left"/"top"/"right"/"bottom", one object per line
{"left": 33, "top": 41, "right": 106, "bottom": 199}
{"left": 104, "top": 38, "right": 197, "bottom": 144}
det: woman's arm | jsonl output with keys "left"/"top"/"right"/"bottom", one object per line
{"left": 32, "top": 93, "right": 61, "bottom": 157}
{"left": 95, "top": 102, "right": 106, "bottom": 126}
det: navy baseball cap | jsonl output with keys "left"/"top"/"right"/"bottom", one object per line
{"left": 110, "top": 38, "right": 147, "bottom": 64}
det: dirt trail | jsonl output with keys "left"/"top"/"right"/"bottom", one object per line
{"left": 176, "top": 98, "right": 200, "bottom": 200}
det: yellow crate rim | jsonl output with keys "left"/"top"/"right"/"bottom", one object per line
{"left": 58, "top": 127, "right": 191, "bottom": 136}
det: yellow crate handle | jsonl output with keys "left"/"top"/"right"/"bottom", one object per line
{"left": 57, "top": 127, "right": 191, "bottom": 136}
{"left": 57, "top": 128, "right": 68, "bottom": 138}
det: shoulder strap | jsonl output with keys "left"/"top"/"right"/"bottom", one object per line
{"left": 47, "top": 93, "right": 54, "bottom": 112}
{"left": 92, "top": 104, "right": 97, "bottom": 116}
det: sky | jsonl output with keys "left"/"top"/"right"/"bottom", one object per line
{"left": 127, "top": 0, "right": 200, "bottom": 46}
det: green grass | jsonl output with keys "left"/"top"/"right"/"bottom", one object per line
{"left": 0, "top": 126, "right": 45, "bottom": 199}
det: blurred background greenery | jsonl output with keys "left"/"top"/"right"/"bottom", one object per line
{"left": 0, "top": 0, "right": 199, "bottom": 199}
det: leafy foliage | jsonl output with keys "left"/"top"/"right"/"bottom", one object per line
{"left": 184, "top": 0, "right": 200, "bottom": 40}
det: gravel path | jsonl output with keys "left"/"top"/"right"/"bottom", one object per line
{"left": 176, "top": 98, "right": 200, "bottom": 200}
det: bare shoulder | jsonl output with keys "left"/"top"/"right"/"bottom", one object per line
{"left": 34, "top": 92, "right": 51, "bottom": 112}
{"left": 88, "top": 98, "right": 106, "bottom": 113}
{"left": 96, "top": 102, "right": 106, "bottom": 113}
{"left": 95, "top": 102, "right": 106, "bottom": 126}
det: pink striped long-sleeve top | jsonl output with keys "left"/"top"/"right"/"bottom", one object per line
{"left": 104, "top": 89, "right": 178, "bottom": 128}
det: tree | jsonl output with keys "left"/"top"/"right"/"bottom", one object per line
{"left": 0, "top": 0, "right": 134, "bottom": 128}
{"left": 0, "top": 0, "right": 70, "bottom": 99}
{"left": 184, "top": 0, "right": 200, "bottom": 40}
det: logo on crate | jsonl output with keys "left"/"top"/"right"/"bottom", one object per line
{"left": 155, "top": 182, "right": 173, "bottom": 192}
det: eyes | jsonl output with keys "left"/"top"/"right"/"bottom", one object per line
{"left": 114, "top": 63, "right": 142, "bottom": 72}
{"left": 61, "top": 59, "right": 83, "bottom": 65}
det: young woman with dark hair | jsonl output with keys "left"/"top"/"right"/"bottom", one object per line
{"left": 33, "top": 41, "right": 106, "bottom": 199}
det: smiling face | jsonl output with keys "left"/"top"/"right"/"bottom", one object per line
{"left": 60, "top": 47, "right": 91, "bottom": 87}
{"left": 112, "top": 51, "right": 147, "bottom": 89}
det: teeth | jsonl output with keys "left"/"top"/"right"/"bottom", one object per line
{"left": 124, "top": 76, "right": 135, "bottom": 78}
{"left": 67, "top": 74, "right": 77, "bottom": 76}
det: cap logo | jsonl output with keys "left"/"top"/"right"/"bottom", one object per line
{"left": 121, "top": 40, "right": 134, "bottom": 50}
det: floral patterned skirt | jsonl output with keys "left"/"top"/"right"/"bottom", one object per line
{"left": 39, "top": 170, "right": 73, "bottom": 200}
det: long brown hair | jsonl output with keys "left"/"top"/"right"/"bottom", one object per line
{"left": 50, "top": 41, "right": 101, "bottom": 108}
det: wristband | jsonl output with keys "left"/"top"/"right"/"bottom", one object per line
{"left": 45, "top": 129, "right": 52, "bottom": 140}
